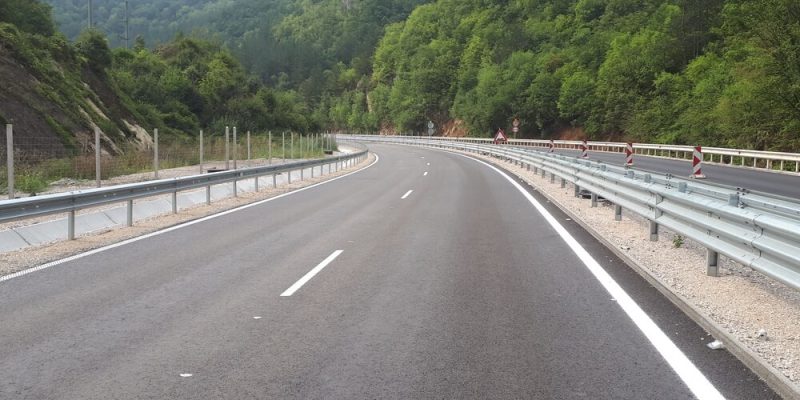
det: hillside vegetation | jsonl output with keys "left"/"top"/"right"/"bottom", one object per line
{"left": 30, "top": 0, "right": 800, "bottom": 151}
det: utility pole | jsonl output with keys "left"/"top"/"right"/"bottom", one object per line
{"left": 124, "top": 0, "right": 130, "bottom": 49}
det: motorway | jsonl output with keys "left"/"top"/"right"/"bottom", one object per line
{"left": 0, "top": 144, "right": 780, "bottom": 399}
{"left": 545, "top": 148, "right": 800, "bottom": 199}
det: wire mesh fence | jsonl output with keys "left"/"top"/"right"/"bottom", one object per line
{"left": 1, "top": 125, "right": 338, "bottom": 199}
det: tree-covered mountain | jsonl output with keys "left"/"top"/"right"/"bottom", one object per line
{"left": 23, "top": 0, "right": 800, "bottom": 150}
{"left": 0, "top": 0, "right": 317, "bottom": 161}
{"left": 43, "top": 0, "right": 428, "bottom": 133}
{"left": 369, "top": 0, "right": 800, "bottom": 150}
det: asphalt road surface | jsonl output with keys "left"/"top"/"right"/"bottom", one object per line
{"left": 543, "top": 147, "right": 800, "bottom": 199}
{"left": 0, "top": 144, "right": 780, "bottom": 399}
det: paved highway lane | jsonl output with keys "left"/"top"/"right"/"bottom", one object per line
{"left": 532, "top": 147, "right": 800, "bottom": 199}
{"left": 0, "top": 144, "right": 779, "bottom": 399}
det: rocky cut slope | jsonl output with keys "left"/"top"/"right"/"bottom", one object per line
{"left": 0, "top": 22, "right": 150, "bottom": 158}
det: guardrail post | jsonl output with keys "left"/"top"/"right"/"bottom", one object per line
{"left": 615, "top": 205, "right": 622, "bottom": 221}
{"left": 561, "top": 178, "right": 566, "bottom": 188}
{"left": 591, "top": 193, "right": 598, "bottom": 207}
{"left": 650, "top": 194, "right": 663, "bottom": 241}
{"left": 272, "top": 174, "right": 277, "bottom": 188}
{"left": 649, "top": 221, "right": 659, "bottom": 241}
{"left": 233, "top": 176, "right": 238, "bottom": 197}
{"left": 301, "top": 166, "right": 304, "bottom": 181}
{"left": 255, "top": 175, "right": 259, "bottom": 192}
{"left": 729, "top": 193, "right": 739, "bottom": 207}
{"left": 6, "top": 124, "right": 14, "bottom": 199}
{"left": 288, "top": 169, "right": 292, "bottom": 184}
{"left": 172, "top": 191, "right": 178, "bottom": 214}
{"left": 550, "top": 173, "right": 555, "bottom": 184}
{"left": 574, "top": 184, "right": 580, "bottom": 197}
{"left": 206, "top": 185, "right": 211, "bottom": 205}
{"left": 127, "top": 200, "right": 134, "bottom": 226}
{"left": 541, "top": 168, "right": 546, "bottom": 178}
{"left": 68, "top": 210, "right": 75, "bottom": 240}
{"left": 707, "top": 249, "right": 719, "bottom": 277}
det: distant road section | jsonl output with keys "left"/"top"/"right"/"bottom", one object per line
{"left": 548, "top": 148, "right": 800, "bottom": 199}
{"left": 0, "top": 144, "right": 779, "bottom": 399}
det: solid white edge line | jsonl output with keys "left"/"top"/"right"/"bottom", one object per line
{"left": 460, "top": 154, "right": 725, "bottom": 400}
{"left": 423, "top": 171, "right": 428, "bottom": 176}
{"left": 401, "top": 190, "right": 413, "bottom": 199}
{"left": 280, "top": 250, "right": 343, "bottom": 297}
{"left": 0, "top": 154, "right": 379, "bottom": 285}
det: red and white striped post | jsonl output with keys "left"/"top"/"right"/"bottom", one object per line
{"left": 549, "top": 139, "right": 555, "bottom": 153}
{"left": 580, "top": 140, "right": 589, "bottom": 159}
{"left": 691, "top": 146, "right": 706, "bottom": 179}
{"left": 625, "top": 142, "right": 634, "bottom": 167}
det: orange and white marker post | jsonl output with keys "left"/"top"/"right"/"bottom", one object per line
{"left": 692, "top": 146, "right": 706, "bottom": 179}
{"left": 625, "top": 142, "right": 634, "bottom": 167}
{"left": 580, "top": 140, "right": 589, "bottom": 159}
{"left": 549, "top": 139, "right": 555, "bottom": 153}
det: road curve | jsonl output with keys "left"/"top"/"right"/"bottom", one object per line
{"left": 0, "top": 144, "right": 779, "bottom": 399}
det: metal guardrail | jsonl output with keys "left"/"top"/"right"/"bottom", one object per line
{"left": 0, "top": 147, "right": 368, "bottom": 240}
{"left": 353, "top": 135, "right": 800, "bottom": 291}
{"left": 380, "top": 136, "right": 800, "bottom": 173}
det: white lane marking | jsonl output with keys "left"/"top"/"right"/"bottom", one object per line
{"left": 253, "top": 316, "right": 262, "bottom": 320}
{"left": 280, "top": 250, "right": 343, "bottom": 297}
{"left": 426, "top": 163, "right": 430, "bottom": 166}
{"left": 0, "top": 156, "right": 378, "bottom": 285}
{"left": 464, "top": 155, "right": 725, "bottom": 400}
{"left": 424, "top": 171, "right": 428, "bottom": 176}
{"left": 401, "top": 190, "right": 414, "bottom": 199}
{"left": 180, "top": 373, "right": 193, "bottom": 378}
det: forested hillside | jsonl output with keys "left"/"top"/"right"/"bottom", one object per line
{"left": 371, "top": 0, "right": 800, "bottom": 150}
{"left": 30, "top": 0, "right": 800, "bottom": 150}
{"left": 44, "top": 0, "right": 427, "bottom": 133}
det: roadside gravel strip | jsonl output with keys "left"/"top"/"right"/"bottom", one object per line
{"left": 454, "top": 147, "right": 800, "bottom": 399}
{"left": 0, "top": 152, "right": 376, "bottom": 278}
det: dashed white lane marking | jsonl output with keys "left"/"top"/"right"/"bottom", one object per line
{"left": 253, "top": 316, "right": 262, "bottom": 320}
{"left": 401, "top": 190, "right": 414, "bottom": 200}
{"left": 281, "top": 250, "right": 344, "bottom": 297}
{"left": 426, "top": 163, "right": 430, "bottom": 166}
{"left": 0, "top": 156, "right": 378, "bottom": 285}
{"left": 424, "top": 171, "right": 428, "bottom": 176}
{"left": 462, "top": 155, "right": 725, "bottom": 400}
{"left": 180, "top": 374, "right": 193, "bottom": 378}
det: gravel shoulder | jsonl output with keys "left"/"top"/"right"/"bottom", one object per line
{"left": 461, "top": 149, "right": 800, "bottom": 399}
{"left": 0, "top": 151, "right": 374, "bottom": 277}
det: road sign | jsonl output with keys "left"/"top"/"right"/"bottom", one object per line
{"left": 494, "top": 128, "right": 507, "bottom": 143}
{"left": 512, "top": 118, "right": 520, "bottom": 127}
{"left": 427, "top": 121, "right": 434, "bottom": 136}
{"left": 512, "top": 126, "right": 519, "bottom": 133}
